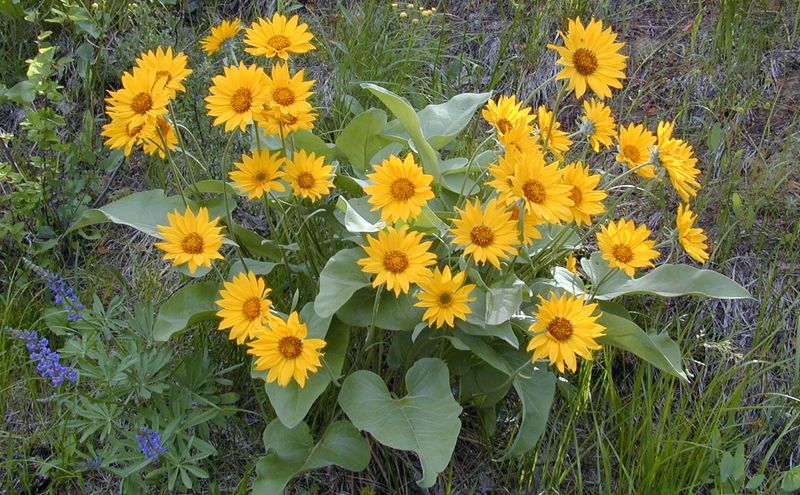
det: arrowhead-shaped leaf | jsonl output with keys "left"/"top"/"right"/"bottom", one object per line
{"left": 314, "top": 248, "right": 372, "bottom": 318}
{"left": 153, "top": 281, "right": 220, "bottom": 341}
{"left": 334, "top": 108, "right": 391, "bottom": 174}
{"left": 499, "top": 368, "right": 556, "bottom": 459}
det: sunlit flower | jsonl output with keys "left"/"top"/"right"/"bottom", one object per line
{"left": 283, "top": 150, "right": 334, "bottom": 201}
{"left": 509, "top": 205, "right": 543, "bottom": 246}
{"left": 365, "top": 154, "right": 434, "bottom": 223}
{"left": 509, "top": 150, "right": 573, "bottom": 223}
{"left": 451, "top": 198, "right": 519, "bottom": 269}
{"left": 142, "top": 117, "right": 178, "bottom": 158}
{"left": 201, "top": 19, "right": 242, "bottom": 55}
{"left": 260, "top": 63, "right": 314, "bottom": 121}
{"left": 215, "top": 272, "right": 272, "bottom": 344}
{"left": 414, "top": 266, "right": 476, "bottom": 328}
{"left": 205, "top": 63, "right": 270, "bottom": 132}
{"left": 134, "top": 46, "right": 192, "bottom": 97}
{"left": 481, "top": 95, "right": 534, "bottom": 138}
{"left": 596, "top": 218, "right": 659, "bottom": 277}
{"left": 536, "top": 105, "right": 572, "bottom": 158}
{"left": 357, "top": 225, "right": 437, "bottom": 297}
{"left": 581, "top": 99, "right": 616, "bottom": 152}
{"left": 105, "top": 68, "right": 171, "bottom": 127}
{"left": 565, "top": 254, "right": 578, "bottom": 274}
{"left": 561, "top": 161, "right": 607, "bottom": 226}
{"left": 248, "top": 311, "right": 326, "bottom": 388}
{"left": 258, "top": 100, "right": 317, "bottom": 138}
{"left": 548, "top": 17, "right": 627, "bottom": 99}
{"left": 499, "top": 123, "right": 541, "bottom": 156}
{"left": 527, "top": 292, "right": 605, "bottom": 373}
{"left": 487, "top": 154, "right": 518, "bottom": 205}
{"left": 676, "top": 204, "right": 709, "bottom": 263}
{"left": 656, "top": 121, "right": 701, "bottom": 202}
{"left": 101, "top": 118, "right": 153, "bottom": 156}
{"left": 155, "top": 207, "right": 225, "bottom": 274}
{"left": 229, "top": 150, "right": 286, "bottom": 199}
{"left": 244, "top": 13, "right": 315, "bottom": 60}
{"left": 616, "top": 123, "right": 656, "bottom": 178}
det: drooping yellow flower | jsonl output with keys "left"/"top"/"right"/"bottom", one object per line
{"left": 364, "top": 154, "right": 434, "bottom": 223}
{"left": 142, "top": 117, "right": 178, "bottom": 158}
{"left": 247, "top": 311, "right": 326, "bottom": 388}
{"left": 101, "top": 118, "right": 153, "bottom": 156}
{"left": 229, "top": 150, "right": 286, "bottom": 199}
{"left": 481, "top": 95, "right": 534, "bottom": 137}
{"left": 357, "top": 225, "right": 437, "bottom": 297}
{"left": 616, "top": 123, "right": 656, "bottom": 178}
{"left": 596, "top": 218, "right": 660, "bottom": 277}
{"left": 259, "top": 63, "right": 315, "bottom": 122}
{"left": 283, "top": 150, "right": 334, "bottom": 201}
{"left": 548, "top": 17, "right": 627, "bottom": 99}
{"left": 509, "top": 205, "right": 543, "bottom": 246}
{"left": 105, "top": 68, "right": 171, "bottom": 127}
{"left": 565, "top": 254, "right": 578, "bottom": 274}
{"left": 201, "top": 19, "right": 242, "bottom": 56}
{"left": 536, "top": 106, "right": 572, "bottom": 158}
{"left": 581, "top": 99, "right": 616, "bottom": 152}
{"left": 134, "top": 46, "right": 192, "bottom": 97}
{"left": 258, "top": 100, "right": 317, "bottom": 138}
{"left": 244, "top": 13, "right": 315, "bottom": 60}
{"left": 656, "top": 121, "right": 701, "bottom": 202}
{"left": 451, "top": 198, "right": 519, "bottom": 269}
{"left": 215, "top": 272, "right": 272, "bottom": 344}
{"left": 526, "top": 292, "right": 605, "bottom": 373}
{"left": 561, "top": 161, "right": 607, "bottom": 226}
{"left": 414, "top": 266, "right": 476, "bottom": 328}
{"left": 499, "top": 123, "right": 542, "bottom": 157}
{"left": 205, "top": 63, "right": 270, "bottom": 132}
{"left": 676, "top": 204, "right": 709, "bottom": 263}
{"left": 509, "top": 151, "right": 574, "bottom": 223}
{"left": 155, "top": 207, "right": 225, "bottom": 274}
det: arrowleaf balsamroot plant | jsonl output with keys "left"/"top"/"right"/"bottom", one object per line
{"left": 24, "top": 11, "right": 753, "bottom": 493}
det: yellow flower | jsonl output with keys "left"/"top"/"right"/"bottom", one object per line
{"left": 284, "top": 150, "right": 334, "bottom": 201}
{"left": 565, "top": 254, "right": 578, "bottom": 274}
{"left": 481, "top": 95, "right": 534, "bottom": 137}
{"left": 547, "top": 17, "right": 627, "bottom": 99}
{"left": 451, "top": 198, "right": 518, "bottom": 269}
{"left": 201, "top": 19, "right": 242, "bottom": 55}
{"left": 509, "top": 205, "right": 543, "bottom": 246}
{"left": 101, "top": 118, "right": 153, "bottom": 156}
{"left": 105, "top": 68, "right": 171, "bottom": 127}
{"left": 205, "top": 63, "right": 270, "bottom": 132}
{"left": 364, "top": 154, "right": 434, "bottom": 223}
{"left": 247, "top": 311, "right": 326, "bottom": 388}
{"left": 259, "top": 63, "right": 315, "bottom": 122}
{"left": 258, "top": 100, "right": 317, "bottom": 138}
{"left": 142, "top": 117, "right": 178, "bottom": 158}
{"left": 536, "top": 105, "right": 572, "bottom": 158}
{"left": 526, "top": 292, "right": 605, "bottom": 373}
{"left": 155, "top": 207, "right": 225, "bottom": 274}
{"left": 509, "top": 150, "right": 574, "bottom": 223}
{"left": 229, "top": 150, "right": 286, "bottom": 199}
{"left": 244, "top": 13, "right": 315, "bottom": 60}
{"left": 561, "top": 161, "right": 607, "bottom": 226}
{"left": 357, "top": 225, "right": 437, "bottom": 297}
{"left": 215, "top": 272, "right": 272, "bottom": 344}
{"left": 134, "top": 46, "right": 192, "bottom": 97}
{"left": 487, "top": 154, "right": 518, "bottom": 205}
{"left": 414, "top": 266, "right": 476, "bottom": 328}
{"left": 581, "top": 99, "right": 616, "bottom": 152}
{"left": 596, "top": 218, "right": 660, "bottom": 277}
{"left": 656, "top": 121, "right": 701, "bottom": 202}
{"left": 499, "top": 123, "right": 541, "bottom": 157}
{"left": 676, "top": 204, "right": 709, "bottom": 263}
{"left": 616, "top": 123, "right": 656, "bottom": 178}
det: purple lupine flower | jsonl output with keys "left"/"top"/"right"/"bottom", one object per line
{"left": 24, "top": 259, "right": 84, "bottom": 321}
{"left": 136, "top": 427, "right": 167, "bottom": 460}
{"left": 10, "top": 328, "right": 79, "bottom": 387}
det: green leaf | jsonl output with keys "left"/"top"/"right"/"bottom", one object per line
{"left": 334, "top": 108, "right": 390, "bottom": 174}
{"left": 485, "top": 277, "right": 527, "bottom": 325}
{"left": 597, "top": 309, "right": 688, "bottom": 381}
{"left": 229, "top": 258, "right": 279, "bottom": 277}
{"left": 460, "top": 362, "right": 511, "bottom": 407}
{"left": 290, "top": 130, "right": 337, "bottom": 161}
{"left": 337, "top": 288, "right": 423, "bottom": 331}
{"left": 335, "top": 196, "right": 386, "bottom": 233}
{"left": 153, "top": 281, "right": 219, "bottom": 341}
{"left": 339, "top": 358, "right": 462, "bottom": 487}
{"left": 265, "top": 318, "right": 349, "bottom": 428}
{"left": 361, "top": 83, "right": 439, "bottom": 176}
{"left": 499, "top": 369, "right": 557, "bottom": 459}
{"left": 781, "top": 465, "right": 800, "bottom": 492}
{"left": 313, "top": 248, "right": 372, "bottom": 318}
{"left": 253, "top": 420, "right": 370, "bottom": 495}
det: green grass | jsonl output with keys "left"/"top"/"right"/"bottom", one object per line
{"left": 1, "top": 0, "right": 798, "bottom": 493}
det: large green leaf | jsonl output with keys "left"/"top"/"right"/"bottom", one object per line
{"left": 265, "top": 317, "right": 348, "bottom": 428}
{"left": 597, "top": 309, "right": 688, "bottom": 381}
{"left": 459, "top": 362, "right": 511, "bottom": 407}
{"left": 361, "top": 83, "right": 439, "bottom": 176}
{"left": 252, "top": 420, "right": 370, "bottom": 495}
{"left": 339, "top": 358, "right": 462, "bottom": 487}
{"left": 290, "top": 130, "right": 337, "bottom": 161}
{"left": 153, "top": 281, "right": 219, "bottom": 341}
{"left": 337, "top": 287, "right": 423, "bottom": 331}
{"left": 334, "top": 196, "right": 386, "bottom": 233}
{"left": 313, "top": 248, "right": 372, "bottom": 318}
{"left": 228, "top": 258, "right": 279, "bottom": 277}
{"left": 499, "top": 368, "right": 557, "bottom": 459}
{"left": 334, "top": 108, "right": 390, "bottom": 174}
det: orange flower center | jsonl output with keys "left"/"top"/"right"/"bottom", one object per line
{"left": 572, "top": 48, "right": 598, "bottom": 76}
{"left": 438, "top": 292, "right": 453, "bottom": 307}
{"left": 231, "top": 88, "right": 253, "bottom": 113}
{"left": 383, "top": 250, "right": 409, "bottom": 273}
{"left": 296, "top": 171, "right": 316, "bottom": 189}
{"left": 612, "top": 243, "right": 634, "bottom": 263}
{"left": 470, "top": 225, "right": 494, "bottom": 247}
{"left": 131, "top": 92, "right": 153, "bottom": 114}
{"left": 522, "top": 179, "right": 546, "bottom": 204}
{"left": 242, "top": 297, "right": 262, "bottom": 320}
{"left": 268, "top": 34, "right": 291, "bottom": 50}
{"left": 389, "top": 178, "right": 415, "bottom": 201}
{"left": 547, "top": 317, "right": 574, "bottom": 340}
{"left": 623, "top": 144, "right": 642, "bottom": 163}
{"left": 254, "top": 171, "right": 268, "bottom": 183}
{"left": 496, "top": 118, "right": 513, "bottom": 134}
{"left": 278, "top": 336, "right": 303, "bottom": 359}
{"left": 282, "top": 114, "right": 298, "bottom": 126}
{"left": 181, "top": 232, "right": 204, "bottom": 254}
{"left": 156, "top": 70, "right": 172, "bottom": 83}
{"left": 127, "top": 122, "right": 146, "bottom": 138}
{"left": 273, "top": 87, "right": 295, "bottom": 106}
{"left": 570, "top": 186, "right": 583, "bottom": 205}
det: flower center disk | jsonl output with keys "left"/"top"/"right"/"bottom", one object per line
{"left": 273, "top": 87, "right": 295, "bottom": 106}
{"left": 181, "top": 233, "right": 204, "bottom": 254}
{"left": 496, "top": 118, "right": 513, "bottom": 134}
{"left": 231, "top": 88, "right": 253, "bottom": 113}
{"left": 389, "top": 178, "right": 415, "bottom": 201}
{"left": 570, "top": 186, "right": 583, "bottom": 205}
{"left": 470, "top": 225, "right": 494, "bottom": 247}
{"left": 547, "top": 317, "right": 574, "bottom": 340}
{"left": 572, "top": 48, "right": 598, "bottom": 76}
{"left": 612, "top": 244, "right": 634, "bottom": 263}
{"left": 523, "top": 179, "right": 547, "bottom": 204}
{"left": 254, "top": 171, "right": 268, "bottom": 183}
{"left": 268, "top": 34, "right": 291, "bottom": 50}
{"left": 296, "top": 172, "right": 316, "bottom": 189}
{"left": 623, "top": 145, "right": 642, "bottom": 163}
{"left": 278, "top": 336, "right": 303, "bottom": 359}
{"left": 131, "top": 92, "right": 153, "bottom": 114}
{"left": 438, "top": 292, "right": 453, "bottom": 307}
{"left": 383, "top": 250, "right": 409, "bottom": 273}
{"left": 242, "top": 297, "right": 262, "bottom": 320}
